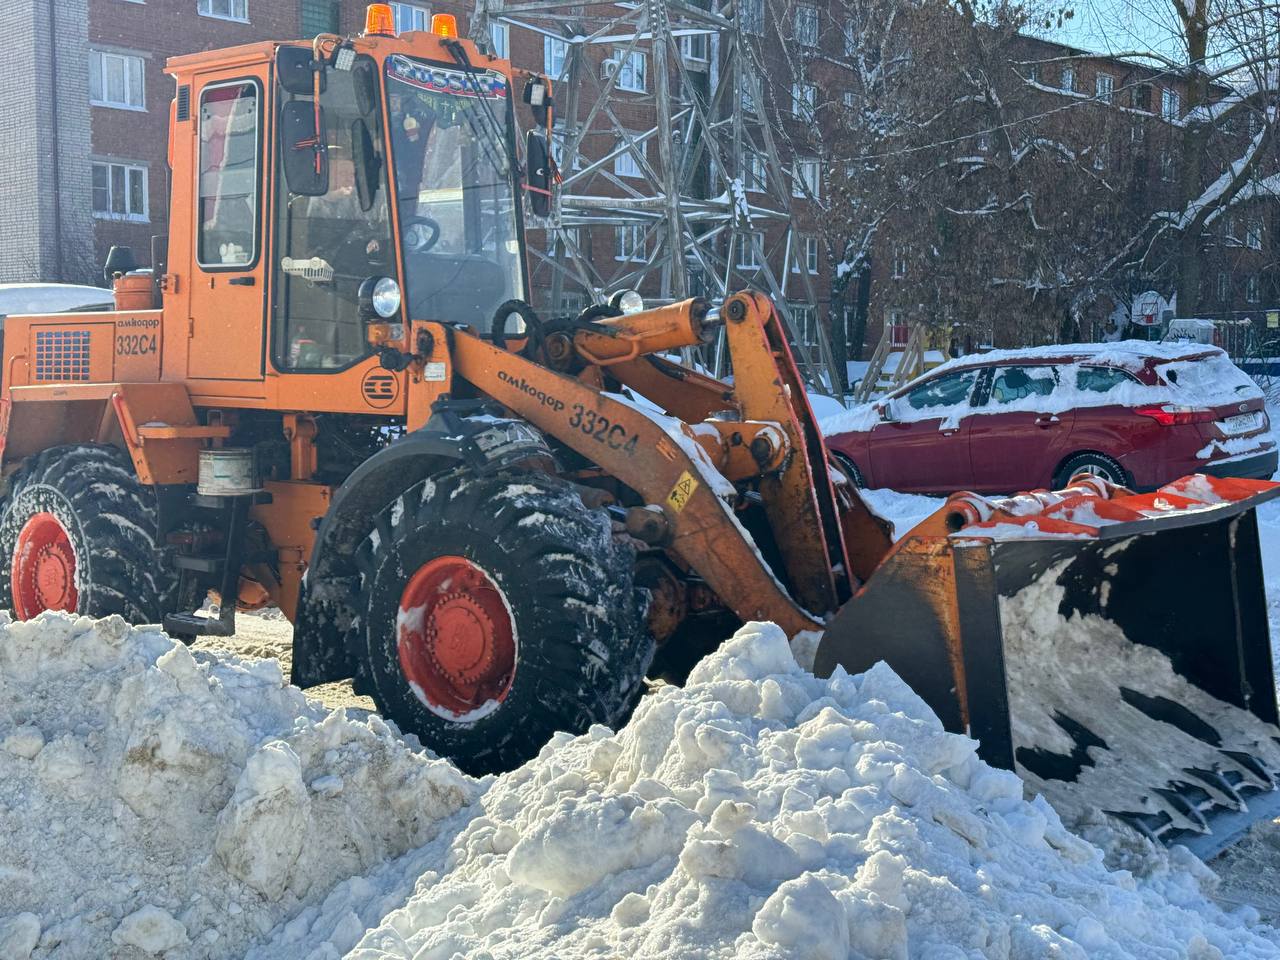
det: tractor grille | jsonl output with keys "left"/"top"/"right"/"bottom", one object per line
{"left": 34, "top": 330, "right": 92, "bottom": 382}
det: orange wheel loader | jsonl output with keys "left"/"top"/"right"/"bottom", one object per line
{"left": 1, "top": 5, "right": 1278, "bottom": 855}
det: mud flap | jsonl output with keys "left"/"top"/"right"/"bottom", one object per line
{"left": 816, "top": 477, "right": 1280, "bottom": 856}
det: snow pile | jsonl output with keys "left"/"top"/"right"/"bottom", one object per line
{"left": 260, "top": 622, "right": 1280, "bottom": 959}
{"left": 0, "top": 613, "right": 476, "bottom": 959}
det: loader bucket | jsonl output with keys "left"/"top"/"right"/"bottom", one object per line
{"left": 815, "top": 474, "right": 1280, "bottom": 857}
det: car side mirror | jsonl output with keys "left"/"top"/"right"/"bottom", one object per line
{"left": 525, "top": 130, "right": 552, "bottom": 217}
{"left": 876, "top": 400, "right": 896, "bottom": 422}
{"left": 280, "top": 100, "right": 330, "bottom": 196}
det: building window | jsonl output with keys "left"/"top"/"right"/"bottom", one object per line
{"left": 197, "top": 82, "right": 259, "bottom": 267}
{"left": 790, "top": 235, "right": 818, "bottom": 273}
{"left": 198, "top": 0, "right": 248, "bottom": 21}
{"left": 89, "top": 50, "right": 145, "bottom": 110}
{"left": 92, "top": 161, "right": 148, "bottom": 222}
{"left": 616, "top": 224, "right": 646, "bottom": 261}
{"left": 740, "top": 0, "right": 764, "bottom": 36}
{"left": 680, "top": 32, "right": 709, "bottom": 62}
{"left": 1132, "top": 83, "right": 1152, "bottom": 112}
{"left": 1026, "top": 63, "right": 1039, "bottom": 83}
{"left": 544, "top": 37, "right": 569, "bottom": 80}
{"left": 388, "top": 2, "right": 428, "bottom": 32}
{"left": 615, "top": 137, "right": 643, "bottom": 178}
{"left": 790, "top": 303, "right": 817, "bottom": 344}
{"left": 1060, "top": 66, "right": 1074, "bottom": 92}
{"left": 743, "top": 151, "right": 766, "bottom": 192}
{"left": 1161, "top": 88, "right": 1180, "bottom": 121}
{"left": 1246, "top": 219, "right": 1263, "bottom": 250}
{"left": 1093, "top": 143, "right": 1107, "bottom": 171}
{"left": 792, "top": 158, "right": 820, "bottom": 199}
{"left": 892, "top": 244, "right": 907, "bottom": 279}
{"left": 1246, "top": 275, "right": 1260, "bottom": 302}
{"left": 1218, "top": 272, "right": 1230, "bottom": 302}
{"left": 976, "top": 133, "right": 990, "bottom": 153}
{"left": 615, "top": 49, "right": 647, "bottom": 92}
{"left": 791, "top": 81, "right": 816, "bottom": 118}
{"left": 1160, "top": 150, "right": 1177, "bottom": 182}
{"left": 1131, "top": 122, "right": 1145, "bottom": 143}
{"left": 842, "top": 91, "right": 855, "bottom": 108}
{"left": 887, "top": 308, "right": 907, "bottom": 345}
{"left": 489, "top": 22, "right": 510, "bottom": 59}
{"left": 795, "top": 5, "right": 818, "bottom": 46}
{"left": 1095, "top": 72, "right": 1113, "bottom": 103}
{"left": 736, "top": 230, "right": 762, "bottom": 269}
{"left": 843, "top": 20, "right": 856, "bottom": 56}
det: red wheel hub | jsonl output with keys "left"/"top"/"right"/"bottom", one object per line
{"left": 12, "top": 512, "right": 78, "bottom": 619}
{"left": 397, "top": 555, "right": 516, "bottom": 719}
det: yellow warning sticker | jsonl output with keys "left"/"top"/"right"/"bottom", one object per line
{"left": 666, "top": 471, "right": 699, "bottom": 512}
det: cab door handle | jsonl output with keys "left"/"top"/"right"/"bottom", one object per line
{"left": 229, "top": 276, "right": 256, "bottom": 287}
{"left": 1035, "top": 414, "right": 1060, "bottom": 427}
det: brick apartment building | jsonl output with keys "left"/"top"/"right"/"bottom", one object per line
{"left": 2, "top": 0, "right": 1273, "bottom": 366}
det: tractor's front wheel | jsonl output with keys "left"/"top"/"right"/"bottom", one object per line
{"left": 0, "top": 444, "right": 175, "bottom": 622}
{"left": 356, "top": 468, "right": 652, "bottom": 775}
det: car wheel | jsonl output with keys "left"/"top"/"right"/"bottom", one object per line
{"left": 1054, "top": 452, "right": 1128, "bottom": 490}
{"left": 830, "top": 452, "right": 866, "bottom": 488}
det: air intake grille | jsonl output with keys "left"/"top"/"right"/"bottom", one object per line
{"left": 34, "top": 330, "right": 91, "bottom": 382}
{"left": 176, "top": 85, "right": 191, "bottom": 122}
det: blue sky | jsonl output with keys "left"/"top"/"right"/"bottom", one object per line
{"left": 1042, "top": 0, "right": 1188, "bottom": 62}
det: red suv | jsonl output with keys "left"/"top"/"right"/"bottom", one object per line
{"left": 823, "top": 342, "right": 1276, "bottom": 494}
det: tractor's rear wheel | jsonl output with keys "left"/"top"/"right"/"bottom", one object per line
{"left": 0, "top": 444, "right": 175, "bottom": 622}
{"left": 356, "top": 468, "right": 652, "bottom": 775}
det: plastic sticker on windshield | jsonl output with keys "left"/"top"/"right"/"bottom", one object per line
{"left": 387, "top": 56, "right": 508, "bottom": 99}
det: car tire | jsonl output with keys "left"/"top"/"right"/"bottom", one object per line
{"left": 831, "top": 452, "right": 866, "bottom": 488}
{"left": 1054, "top": 451, "right": 1129, "bottom": 490}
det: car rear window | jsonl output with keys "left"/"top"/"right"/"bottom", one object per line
{"left": 1075, "top": 366, "right": 1139, "bottom": 393}
{"left": 990, "top": 366, "right": 1056, "bottom": 404}
{"left": 1156, "top": 354, "right": 1259, "bottom": 401}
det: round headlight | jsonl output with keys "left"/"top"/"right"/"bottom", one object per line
{"left": 610, "top": 289, "right": 645, "bottom": 315}
{"left": 371, "top": 277, "right": 402, "bottom": 318}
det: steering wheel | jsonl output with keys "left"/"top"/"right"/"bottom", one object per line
{"left": 402, "top": 216, "right": 441, "bottom": 254}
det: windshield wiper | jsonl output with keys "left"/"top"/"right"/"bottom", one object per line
{"left": 442, "top": 39, "right": 518, "bottom": 180}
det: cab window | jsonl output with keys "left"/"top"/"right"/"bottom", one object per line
{"left": 198, "top": 81, "right": 260, "bottom": 268}
{"left": 273, "top": 56, "right": 395, "bottom": 371}
{"left": 990, "top": 365, "right": 1057, "bottom": 403}
{"left": 903, "top": 369, "right": 979, "bottom": 410}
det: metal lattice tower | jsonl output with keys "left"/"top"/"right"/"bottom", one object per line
{"left": 469, "top": 0, "right": 840, "bottom": 389}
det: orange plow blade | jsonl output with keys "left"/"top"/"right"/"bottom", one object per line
{"left": 816, "top": 474, "right": 1280, "bottom": 856}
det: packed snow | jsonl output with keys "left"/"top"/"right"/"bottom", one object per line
{"left": 5, "top": 613, "right": 1280, "bottom": 957}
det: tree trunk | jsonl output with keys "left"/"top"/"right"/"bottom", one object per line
{"left": 1176, "top": 17, "right": 1210, "bottom": 316}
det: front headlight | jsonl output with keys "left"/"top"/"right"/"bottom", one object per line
{"left": 371, "top": 277, "right": 402, "bottom": 318}
{"left": 610, "top": 289, "right": 644, "bottom": 315}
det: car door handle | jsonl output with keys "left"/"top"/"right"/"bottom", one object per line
{"left": 940, "top": 428, "right": 959, "bottom": 436}
{"left": 1035, "top": 415, "right": 1060, "bottom": 427}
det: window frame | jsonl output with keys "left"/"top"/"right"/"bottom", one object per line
{"left": 544, "top": 36, "right": 569, "bottom": 80}
{"left": 615, "top": 48, "right": 647, "bottom": 93}
{"left": 614, "top": 136, "right": 644, "bottom": 178}
{"left": 91, "top": 160, "right": 150, "bottom": 223}
{"left": 985, "top": 364, "right": 1060, "bottom": 406}
{"left": 615, "top": 223, "right": 647, "bottom": 262}
{"left": 1095, "top": 72, "right": 1113, "bottom": 103}
{"left": 743, "top": 150, "right": 766, "bottom": 192}
{"left": 1161, "top": 87, "right": 1180, "bottom": 121}
{"left": 1060, "top": 66, "right": 1074, "bottom": 92}
{"left": 740, "top": 0, "right": 764, "bottom": 36}
{"left": 795, "top": 4, "right": 819, "bottom": 47}
{"left": 736, "top": 230, "right": 762, "bottom": 270}
{"left": 489, "top": 22, "right": 510, "bottom": 59}
{"left": 1246, "top": 274, "right": 1260, "bottom": 302}
{"left": 197, "top": 0, "right": 249, "bottom": 22}
{"left": 1246, "top": 219, "right": 1263, "bottom": 250}
{"left": 89, "top": 49, "right": 146, "bottom": 111}
{"left": 791, "top": 81, "right": 816, "bottom": 118}
{"left": 388, "top": 1, "right": 429, "bottom": 32}
{"left": 900, "top": 368, "right": 980, "bottom": 411}
{"left": 195, "top": 77, "right": 263, "bottom": 272}
{"left": 792, "top": 158, "right": 819, "bottom": 199}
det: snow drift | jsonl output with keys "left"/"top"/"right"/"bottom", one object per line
{"left": 0, "top": 613, "right": 475, "bottom": 959}
{"left": 2, "top": 613, "right": 1279, "bottom": 958}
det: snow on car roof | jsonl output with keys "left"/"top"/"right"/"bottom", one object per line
{"left": 924, "top": 339, "right": 1222, "bottom": 380}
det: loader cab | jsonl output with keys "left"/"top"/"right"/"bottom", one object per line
{"left": 166, "top": 20, "right": 547, "bottom": 408}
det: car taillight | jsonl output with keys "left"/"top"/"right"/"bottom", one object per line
{"left": 1133, "top": 404, "right": 1215, "bottom": 426}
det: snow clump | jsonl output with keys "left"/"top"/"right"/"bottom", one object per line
{"left": 262, "top": 621, "right": 1280, "bottom": 959}
{"left": 0, "top": 612, "right": 476, "bottom": 959}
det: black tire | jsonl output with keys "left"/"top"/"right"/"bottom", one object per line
{"left": 356, "top": 467, "right": 652, "bottom": 775}
{"left": 831, "top": 451, "right": 866, "bottom": 487}
{"left": 1054, "top": 451, "right": 1129, "bottom": 490}
{"left": 0, "top": 443, "right": 175, "bottom": 622}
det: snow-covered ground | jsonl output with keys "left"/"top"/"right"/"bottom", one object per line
{"left": 8, "top": 411, "right": 1280, "bottom": 957}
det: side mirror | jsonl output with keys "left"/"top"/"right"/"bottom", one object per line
{"left": 278, "top": 46, "right": 326, "bottom": 96}
{"left": 351, "top": 119, "right": 381, "bottom": 212}
{"left": 525, "top": 130, "right": 552, "bottom": 217}
{"left": 876, "top": 400, "right": 896, "bottom": 422}
{"left": 280, "top": 100, "right": 330, "bottom": 196}
{"left": 522, "top": 76, "right": 553, "bottom": 127}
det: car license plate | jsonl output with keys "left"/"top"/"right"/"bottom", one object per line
{"left": 1221, "top": 411, "right": 1262, "bottom": 435}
